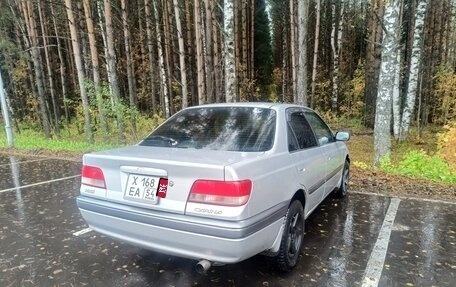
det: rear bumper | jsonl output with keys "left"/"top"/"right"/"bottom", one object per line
{"left": 76, "top": 196, "right": 287, "bottom": 263}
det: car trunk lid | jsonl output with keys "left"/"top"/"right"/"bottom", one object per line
{"left": 81, "top": 145, "right": 261, "bottom": 214}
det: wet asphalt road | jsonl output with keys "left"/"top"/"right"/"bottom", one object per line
{"left": 0, "top": 154, "right": 455, "bottom": 286}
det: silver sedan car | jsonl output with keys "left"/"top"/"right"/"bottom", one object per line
{"left": 77, "top": 103, "right": 350, "bottom": 272}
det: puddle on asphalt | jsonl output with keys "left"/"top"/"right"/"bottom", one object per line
{"left": 380, "top": 199, "right": 456, "bottom": 286}
{"left": 0, "top": 156, "right": 81, "bottom": 190}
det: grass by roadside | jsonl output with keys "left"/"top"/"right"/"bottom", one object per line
{"left": 0, "top": 127, "right": 127, "bottom": 154}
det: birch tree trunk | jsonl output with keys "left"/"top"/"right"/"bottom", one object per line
{"left": 144, "top": 0, "right": 157, "bottom": 111}
{"left": 77, "top": 2, "right": 90, "bottom": 78}
{"left": 173, "top": 0, "right": 189, "bottom": 108}
{"left": 184, "top": 0, "right": 197, "bottom": 106}
{"left": 83, "top": 0, "right": 108, "bottom": 139}
{"left": 310, "top": 0, "right": 321, "bottom": 109}
{"left": 399, "top": 0, "right": 427, "bottom": 141}
{"left": 162, "top": 0, "right": 174, "bottom": 114}
{"left": 250, "top": 0, "right": 255, "bottom": 83}
{"left": 224, "top": 0, "right": 236, "bottom": 102}
{"left": 331, "top": 1, "right": 344, "bottom": 112}
{"left": 234, "top": 0, "right": 240, "bottom": 101}
{"left": 392, "top": 0, "right": 404, "bottom": 139}
{"left": 195, "top": 0, "right": 206, "bottom": 104}
{"left": 205, "top": 0, "right": 214, "bottom": 103}
{"left": 392, "top": 49, "right": 401, "bottom": 139}
{"left": 282, "top": 17, "right": 289, "bottom": 102}
{"left": 290, "top": 0, "right": 297, "bottom": 102}
{"left": 374, "top": 0, "right": 401, "bottom": 165}
{"left": 296, "top": 0, "right": 308, "bottom": 105}
{"left": 65, "top": 0, "right": 93, "bottom": 143}
{"left": 213, "top": 6, "right": 223, "bottom": 102}
{"left": 241, "top": 0, "right": 248, "bottom": 100}
{"left": 96, "top": 1, "right": 110, "bottom": 93}
{"left": 152, "top": 0, "right": 170, "bottom": 118}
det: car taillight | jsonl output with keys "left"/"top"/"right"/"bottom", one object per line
{"left": 189, "top": 180, "right": 252, "bottom": 206}
{"left": 81, "top": 165, "right": 106, "bottom": 189}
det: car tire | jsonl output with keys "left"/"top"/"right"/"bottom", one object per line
{"left": 276, "top": 200, "right": 304, "bottom": 272}
{"left": 334, "top": 160, "right": 350, "bottom": 198}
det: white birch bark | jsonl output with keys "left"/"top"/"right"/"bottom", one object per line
{"left": 195, "top": 0, "right": 206, "bottom": 104}
{"left": 205, "top": 0, "right": 214, "bottom": 103}
{"left": 392, "top": 0, "right": 403, "bottom": 140}
{"left": 290, "top": 0, "right": 297, "bottom": 102}
{"left": 310, "top": 0, "right": 321, "bottom": 108}
{"left": 296, "top": 0, "right": 308, "bottom": 105}
{"left": 144, "top": 0, "right": 157, "bottom": 111}
{"left": 96, "top": 1, "right": 111, "bottom": 94}
{"left": 331, "top": 1, "right": 344, "bottom": 111}
{"left": 374, "top": 0, "right": 401, "bottom": 165}
{"left": 399, "top": 0, "right": 427, "bottom": 141}
{"left": 224, "top": 0, "right": 236, "bottom": 102}
{"left": 152, "top": 1, "right": 170, "bottom": 118}
{"left": 173, "top": 0, "right": 189, "bottom": 108}
{"left": 392, "top": 49, "right": 401, "bottom": 139}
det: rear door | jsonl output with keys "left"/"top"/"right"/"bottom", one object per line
{"left": 304, "top": 111, "right": 344, "bottom": 197}
{"left": 287, "top": 109, "right": 325, "bottom": 216}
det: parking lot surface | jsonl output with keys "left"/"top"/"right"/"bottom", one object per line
{"left": 0, "top": 154, "right": 454, "bottom": 286}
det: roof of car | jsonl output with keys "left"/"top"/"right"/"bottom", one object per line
{"left": 185, "top": 102, "right": 312, "bottom": 110}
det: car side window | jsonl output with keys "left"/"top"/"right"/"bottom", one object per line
{"left": 288, "top": 112, "right": 318, "bottom": 151}
{"left": 304, "top": 111, "right": 334, "bottom": 145}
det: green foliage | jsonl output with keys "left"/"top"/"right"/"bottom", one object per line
{"left": 80, "top": 81, "right": 163, "bottom": 143}
{"left": 434, "top": 66, "right": 456, "bottom": 124}
{"left": 0, "top": 110, "right": 164, "bottom": 152}
{"left": 436, "top": 121, "right": 456, "bottom": 171}
{"left": 339, "top": 62, "right": 365, "bottom": 119}
{"left": 380, "top": 150, "right": 456, "bottom": 184}
{"left": 313, "top": 80, "right": 332, "bottom": 109}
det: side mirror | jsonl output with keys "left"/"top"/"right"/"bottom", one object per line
{"left": 335, "top": 131, "right": 350, "bottom": 141}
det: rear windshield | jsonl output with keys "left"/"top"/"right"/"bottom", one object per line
{"left": 140, "top": 107, "right": 276, "bottom": 152}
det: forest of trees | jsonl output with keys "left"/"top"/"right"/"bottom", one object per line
{"left": 0, "top": 0, "right": 455, "bottom": 161}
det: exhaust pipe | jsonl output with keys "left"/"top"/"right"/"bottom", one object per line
{"left": 195, "top": 259, "right": 212, "bottom": 274}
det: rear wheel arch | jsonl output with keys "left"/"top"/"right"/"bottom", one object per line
{"left": 290, "top": 189, "right": 306, "bottom": 213}
{"left": 275, "top": 191, "right": 306, "bottom": 271}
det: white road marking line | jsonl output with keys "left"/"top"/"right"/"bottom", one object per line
{"left": 73, "top": 227, "right": 92, "bottom": 236}
{"left": 0, "top": 158, "right": 49, "bottom": 167}
{"left": 0, "top": 175, "right": 80, "bottom": 194}
{"left": 361, "top": 197, "right": 401, "bottom": 287}
{"left": 351, "top": 190, "right": 456, "bottom": 205}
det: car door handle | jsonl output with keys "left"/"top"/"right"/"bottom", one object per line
{"left": 298, "top": 167, "right": 306, "bottom": 172}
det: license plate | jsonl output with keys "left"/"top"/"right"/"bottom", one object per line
{"left": 124, "top": 174, "right": 159, "bottom": 203}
